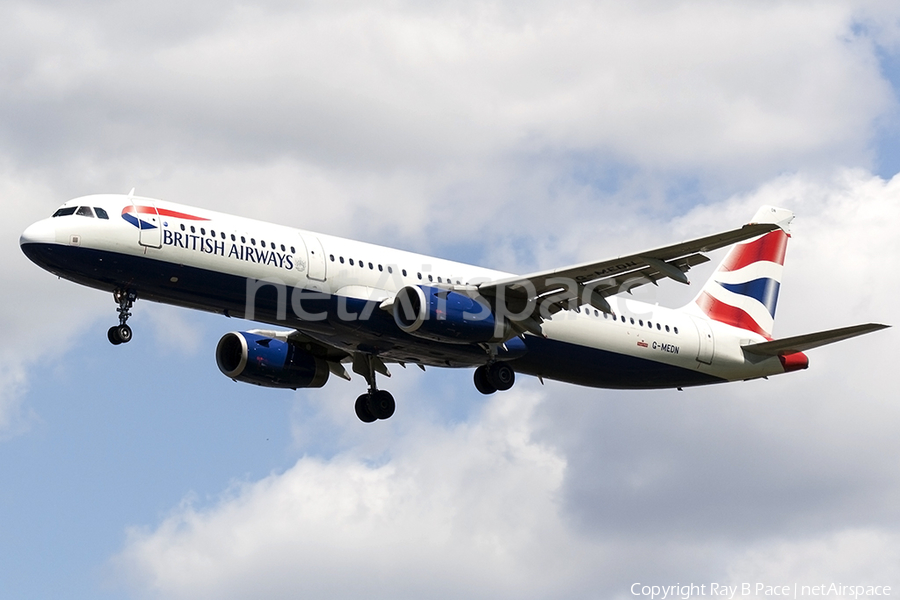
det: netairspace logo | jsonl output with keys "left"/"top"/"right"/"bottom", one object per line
{"left": 630, "top": 582, "right": 892, "bottom": 600}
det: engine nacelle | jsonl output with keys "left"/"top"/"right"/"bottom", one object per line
{"left": 216, "top": 331, "right": 329, "bottom": 389}
{"left": 392, "top": 285, "right": 504, "bottom": 343}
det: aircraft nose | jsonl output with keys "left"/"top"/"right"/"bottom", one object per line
{"left": 20, "top": 219, "right": 56, "bottom": 246}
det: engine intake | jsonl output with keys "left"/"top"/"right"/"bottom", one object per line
{"left": 216, "top": 331, "right": 329, "bottom": 389}
{"left": 392, "top": 285, "right": 503, "bottom": 343}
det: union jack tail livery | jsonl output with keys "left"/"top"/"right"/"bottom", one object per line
{"left": 693, "top": 206, "right": 794, "bottom": 339}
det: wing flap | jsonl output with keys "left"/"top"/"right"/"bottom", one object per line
{"left": 741, "top": 323, "right": 890, "bottom": 356}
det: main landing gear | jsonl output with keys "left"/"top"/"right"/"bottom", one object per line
{"left": 355, "top": 389, "right": 396, "bottom": 423}
{"left": 473, "top": 362, "right": 516, "bottom": 395}
{"left": 107, "top": 289, "right": 136, "bottom": 345}
{"left": 353, "top": 353, "right": 396, "bottom": 423}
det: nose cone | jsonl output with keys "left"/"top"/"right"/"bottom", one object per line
{"left": 20, "top": 219, "right": 56, "bottom": 247}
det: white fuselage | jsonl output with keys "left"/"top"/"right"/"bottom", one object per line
{"left": 20, "top": 194, "right": 789, "bottom": 389}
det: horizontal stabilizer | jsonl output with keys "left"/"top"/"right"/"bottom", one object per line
{"left": 742, "top": 323, "right": 890, "bottom": 356}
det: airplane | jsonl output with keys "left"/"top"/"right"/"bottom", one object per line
{"left": 20, "top": 192, "right": 888, "bottom": 422}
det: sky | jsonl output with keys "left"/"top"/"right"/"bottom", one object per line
{"left": 1, "top": 1, "right": 899, "bottom": 599}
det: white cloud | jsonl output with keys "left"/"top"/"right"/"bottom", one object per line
{"left": 0, "top": 167, "right": 109, "bottom": 436}
{"left": 0, "top": 1, "right": 894, "bottom": 177}
{"left": 725, "top": 529, "right": 900, "bottom": 597}
{"left": 116, "top": 390, "right": 607, "bottom": 600}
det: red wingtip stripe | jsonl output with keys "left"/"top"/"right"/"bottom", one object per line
{"left": 695, "top": 291, "right": 771, "bottom": 339}
{"left": 719, "top": 229, "right": 788, "bottom": 272}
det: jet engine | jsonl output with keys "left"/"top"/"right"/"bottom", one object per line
{"left": 392, "top": 285, "right": 505, "bottom": 343}
{"left": 216, "top": 331, "right": 330, "bottom": 389}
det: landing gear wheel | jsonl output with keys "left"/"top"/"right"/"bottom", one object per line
{"left": 474, "top": 365, "right": 497, "bottom": 395}
{"left": 487, "top": 362, "right": 515, "bottom": 391}
{"left": 367, "top": 390, "right": 396, "bottom": 420}
{"left": 108, "top": 327, "right": 123, "bottom": 346}
{"left": 115, "top": 324, "right": 132, "bottom": 344}
{"left": 355, "top": 394, "right": 377, "bottom": 423}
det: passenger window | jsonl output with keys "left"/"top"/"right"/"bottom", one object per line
{"left": 94, "top": 207, "right": 109, "bottom": 219}
{"left": 330, "top": 255, "right": 335, "bottom": 262}
{"left": 665, "top": 325, "right": 670, "bottom": 332}
{"left": 339, "top": 257, "right": 344, "bottom": 264}
{"left": 180, "top": 224, "right": 186, "bottom": 231}
{"left": 378, "top": 265, "right": 383, "bottom": 272}
{"left": 271, "top": 242, "right": 275, "bottom": 250}
{"left": 387, "top": 266, "right": 392, "bottom": 274}
{"left": 291, "top": 246, "right": 296, "bottom": 253}
{"left": 251, "top": 238, "right": 256, "bottom": 245}
{"left": 639, "top": 320, "right": 643, "bottom": 326}
{"left": 281, "top": 244, "right": 286, "bottom": 252}
{"left": 349, "top": 258, "right": 354, "bottom": 266}
{"left": 369, "top": 262, "right": 374, "bottom": 270}
{"left": 221, "top": 232, "right": 226, "bottom": 239}
{"left": 201, "top": 228, "right": 206, "bottom": 235}
{"left": 191, "top": 226, "right": 196, "bottom": 233}
{"left": 52, "top": 206, "right": 77, "bottom": 217}
{"left": 417, "top": 273, "right": 422, "bottom": 280}
{"left": 402, "top": 269, "right": 407, "bottom": 276}
{"left": 231, "top": 234, "right": 236, "bottom": 241}
{"left": 630, "top": 318, "right": 635, "bottom": 325}
{"left": 428, "top": 274, "right": 433, "bottom": 282}
{"left": 656, "top": 323, "right": 661, "bottom": 330}
{"left": 674, "top": 327, "right": 679, "bottom": 334}
{"left": 241, "top": 236, "right": 246, "bottom": 243}
{"left": 211, "top": 230, "right": 216, "bottom": 237}
{"left": 75, "top": 206, "right": 94, "bottom": 218}
{"left": 260, "top": 239, "right": 265, "bottom": 247}
{"left": 437, "top": 276, "right": 442, "bottom": 283}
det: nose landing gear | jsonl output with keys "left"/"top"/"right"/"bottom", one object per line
{"left": 108, "top": 289, "right": 136, "bottom": 345}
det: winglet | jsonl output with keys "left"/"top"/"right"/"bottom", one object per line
{"left": 749, "top": 205, "right": 794, "bottom": 235}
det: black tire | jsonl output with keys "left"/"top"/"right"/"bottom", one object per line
{"left": 473, "top": 365, "right": 497, "bottom": 395}
{"left": 355, "top": 394, "right": 377, "bottom": 423}
{"left": 108, "top": 326, "right": 122, "bottom": 345}
{"left": 116, "top": 324, "right": 133, "bottom": 344}
{"left": 367, "top": 390, "right": 396, "bottom": 420}
{"left": 487, "top": 362, "right": 515, "bottom": 391}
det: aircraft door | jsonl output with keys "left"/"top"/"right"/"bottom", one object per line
{"left": 130, "top": 197, "right": 162, "bottom": 249}
{"left": 299, "top": 234, "right": 327, "bottom": 282}
{"left": 691, "top": 316, "right": 715, "bottom": 365}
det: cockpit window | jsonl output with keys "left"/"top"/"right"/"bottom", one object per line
{"left": 75, "top": 206, "right": 95, "bottom": 218}
{"left": 94, "top": 207, "right": 109, "bottom": 219}
{"left": 52, "top": 206, "right": 77, "bottom": 217}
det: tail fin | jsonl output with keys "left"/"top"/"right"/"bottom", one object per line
{"left": 693, "top": 206, "right": 794, "bottom": 339}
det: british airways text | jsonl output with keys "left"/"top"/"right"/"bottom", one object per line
{"left": 163, "top": 230, "right": 295, "bottom": 271}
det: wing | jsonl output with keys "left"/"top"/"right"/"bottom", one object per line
{"left": 474, "top": 221, "right": 780, "bottom": 330}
